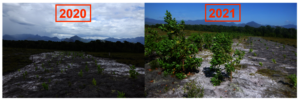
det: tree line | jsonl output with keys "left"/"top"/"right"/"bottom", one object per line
{"left": 3, "top": 40, "right": 144, "bottom": 53}
{"left": 146, "top": 24, "right": 297, "bottom": 39}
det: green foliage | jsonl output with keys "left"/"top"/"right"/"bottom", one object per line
{"left": 23, "top": 71, "right": 28, "bottom": 79}
{"left": 175, "top": 73, "right": 185, "bottom": 80}
{"left": 184, "top": 80, "right": 204, "bottom": 98}
{"left": 211, "top": 70, "right": 223, "bottom": 86}
{"left": 249, "top": 48, "right": 253, "bottom": 53}
{"left": 92, "top": 78, "right": 96, "bottom": 86}
{"left": 149, "top": 59, "right": 159, "bottom": 69}
{"left": 283, "top": 54, "right": 287, "bottom": 59}
{"left": 78, "top": 70, "right": 83, "bottom": 77}
{"left": 85, "top": 65, "right": 89, "bottom": 72}
{"left": 283, "top": 45, "right": 285, "bottom": 50}
{"left": 266, "top": 47, "right": 269, "bottom": 50}
{"left": 253, "top": 53, "right": 257, "bottom": 56}
{"left": 288, "top": 74, "right": 297, "bottom": 88}
{"left": 129, "top": 65, "right": 139, "bottom": 79}
{"left": 117, "top": 91, "right": 126, "bottom": 98}
{"left": 225, "top": 62, "right": 235, "bottom": 76}
{"left": 259, "top": 62, "right": 263, "bottom": 66}
{"left": 145, "top": 11, "right": 202, "bottom": 79}
{"left": 187, "top": 33, "right": 204, "bottom": 50}
{"left": 272, "top": 59, "right": 276, "bottom": 64}
{"left": 97, "top": 65, "right": 104, "bottom": 74}
{"left": 42, "top": 82, "right": 48, "bottom": 90}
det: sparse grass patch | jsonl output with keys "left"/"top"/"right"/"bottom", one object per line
{"left": 256, "top": 69, "right": 285, "bottom": 79}
{"left": 261, "top": 37, "right": 296, "bottom": 47}
{"left": 183, "top": 80, "right": 204, "bottom": 98}
{"left": 117, "top": 91, "right": 126, "bottom": 98}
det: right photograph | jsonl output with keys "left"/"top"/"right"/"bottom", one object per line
{"left": 144, "top": 3, "right": 297, "bottom": 98}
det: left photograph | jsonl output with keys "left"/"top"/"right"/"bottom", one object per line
{"left": 2, "top": 3, "right": 145, "bottom": 98}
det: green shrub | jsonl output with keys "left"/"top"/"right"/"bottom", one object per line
{"left": 259, "top": 62, "right": 263, "bottom": 66}
{"left": 85, "top": 65, "right": 89, "bottom": 72}
{"left": 249, "top": 48, "right": 253, "bottom": 53}
{"left": 211, "top": 70, "right": 223, "bottom": 86}
{"left": 175, "top": 73, "right": 185, "bottom": 80}
{"left": 129, "top": 65, "right": 139, "bottom": 79}
{"left": 42, "top": 82, "right": 48, "bottom": 90}
{"left": 117, "top": 91, "right": 126, "bottom": 98}
{"left": 78, "top": 70, "right": 83, "bottom": 77}
{"left": 145, "top": 11, "right": 202, "bottom": 79}
{"left": 97, "top": 65, "right": 104, "bottom": 74}
{"left": 149, "top": 59, "right": 159, "bottom": 69}
{"left": 272, "top": 59, "right": 276, "bottom": 64}
{"left": 92, "top": 78, "right": 96, "bottom": 86}
{"left": 288, "top": 74, "right": 297, "bottom": 88}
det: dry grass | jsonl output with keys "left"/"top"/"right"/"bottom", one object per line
{"left": 260, "top": 37, "right": 297, "bottom": 47}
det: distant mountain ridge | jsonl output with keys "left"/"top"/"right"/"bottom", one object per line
{"left": 145, "top": 18, "right": 297, "bottom": 29}
{"left": 2, "top": 34, "right": 144, "bottom": 45}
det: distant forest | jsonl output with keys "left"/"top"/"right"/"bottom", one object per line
{"left": 145, "top": 24, "right": 297, "bottom": 39}
{"left": 3, "top": 40, "right": 144, "bottom": 53}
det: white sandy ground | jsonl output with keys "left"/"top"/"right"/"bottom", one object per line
{"left": 158, "top": 41, "right": 296, "bottom": 98}
{"left": 3, "top": 52, "right": 144, "bottom": 95}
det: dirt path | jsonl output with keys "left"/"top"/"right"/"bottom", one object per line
{"left": 145, "top": 37, "right": 297, "bottom": 98}
{"left": 3, "top": 51, "right": 145, "bottom": 98}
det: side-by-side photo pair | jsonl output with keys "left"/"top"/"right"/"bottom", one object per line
{"left": 2, "top": 3, "right": 297, "bottom": 98}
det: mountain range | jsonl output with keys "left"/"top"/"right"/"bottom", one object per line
{"left": 145, "top": 18, "right": 297, "bottom": 29}
{"left": 2, "top": 34, "right": 144, "bottom": 45}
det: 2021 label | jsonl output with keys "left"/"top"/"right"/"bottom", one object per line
{"left": 205, "top": 4, "right": 241, "bottom": 22}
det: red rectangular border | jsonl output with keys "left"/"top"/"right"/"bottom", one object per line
{"left": 55, "top": 4, "right": 91, "bottom": 22}
{"left": 205, "top": 4, "right": 241, "bottom": 22}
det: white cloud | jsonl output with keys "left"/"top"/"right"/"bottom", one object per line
{"left": 3, "top": 3, "right": 144, "bottom": 40}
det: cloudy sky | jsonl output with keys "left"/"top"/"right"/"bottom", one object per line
{"left": 3, "top": 3, "right": 144, "bottom": 39}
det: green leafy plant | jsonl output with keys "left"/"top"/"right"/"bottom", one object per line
{"left": 117, "top": 91, "right": 126, "bottom": 98}
{"left": 129, "top": 65, "right": 139, "bottom": 79}
{"left": 42, "top": 82, "right": 48, "bottom": 90}
{"left": 175, "top": 73, "right": 185, "bottom": 80}
{"left": 283, "top": 54, "right": 286, "bottom": 59}
{"left": 249, "top": 48, "right": 253, "bottom": 53}
{"left": 92, "top": 78, "right": 96, "bottom": 86}
{"left": 23, "top": 71, "right": 28, "bottom": 79}
{"left": 78, "top": 70, "right": 83, "bottom": 77}
{"left": 225, "top": 62, "right": 235, "bottom": 81}
{"left": 97, "top": 65, "right": 104, "bottom": 74}
{"left": 211, "top": 70, "right": 223, "bottom": 86}
{"left": 283, "top": 45, "right": 285, "bottom": 50}
{"left": 272, "top": 59, "right": 276, "bottom": 64}
{"left": 145, "top": 11, "right": 202, "bottom": 79}
{"left": 85, "top": 65, "right": 89, "bottom": 72}
{"left": 184, "top": 80, "right": 204, "bottom": 98}
{"left": 253, "top": 53, "right": 257, "bottom": 56}
{"left": 266, "top": 47, "right": 269, "bottom": 50}
{"left": 259, "top": 62, "right": 263, "bottom": 67}
{"left": 288, "top": 74, "right": 297, "bottom": 88}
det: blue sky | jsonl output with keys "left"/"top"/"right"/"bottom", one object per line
{"left": 3, "top": 3, "right": 144, "bottom": 39}
{"left": 145, "top": 3, "right": 297, "bottom": 26}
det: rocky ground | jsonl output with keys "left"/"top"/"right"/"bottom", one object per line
{"left": 145, "top": 37, "right": 297, "bottom": 98}
{"left": 3, "top": 51, "right": 145, "bottom": 98}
